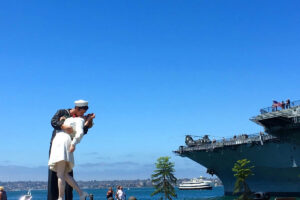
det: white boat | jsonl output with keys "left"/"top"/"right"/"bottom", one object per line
{"left": 19, "top": 190, "right": 32, "bottom": 200}
{"left": 178, "top": 177, "right": 213, "bottom": 190}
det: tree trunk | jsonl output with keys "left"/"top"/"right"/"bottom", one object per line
{"left": 164, "top": 175, "right": 167, "bottom": 200}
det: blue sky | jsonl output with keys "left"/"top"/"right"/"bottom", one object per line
{"left": 1, "top": 0, "right": 300, "bottom": 181}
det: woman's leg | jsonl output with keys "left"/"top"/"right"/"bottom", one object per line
{"left": 56, "top": 161, "right": 67, "bottom": 200}
{"left": 64, "top": 170, "right": 83, "bottom": 196}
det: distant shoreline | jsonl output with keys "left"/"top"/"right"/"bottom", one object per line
{"left": 1, "top": 178, "right": 221, "bottom": 191}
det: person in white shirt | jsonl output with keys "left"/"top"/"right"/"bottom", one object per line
{"left": 116, "top": 186, "right": 126, "bottom": 200}
{"left": 48, "top": 100, "right": 95, "bottom": 200}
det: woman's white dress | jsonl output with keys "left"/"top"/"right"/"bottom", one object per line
{"left": 48, "top": 117, "right": 85, "bottom": 172}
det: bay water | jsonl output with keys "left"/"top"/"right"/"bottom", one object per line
{"left": 7, "top": 187, "right": 234, "bottom": 200}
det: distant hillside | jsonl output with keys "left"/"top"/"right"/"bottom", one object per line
{"left": 0, "top": 178, "right": 222, "bottom": 191}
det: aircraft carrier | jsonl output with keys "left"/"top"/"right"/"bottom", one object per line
{"left": 175, "top": 100, "right": 300, "bottom": 196}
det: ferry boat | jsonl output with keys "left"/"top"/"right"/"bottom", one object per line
{"left": 179, "top": 177, "right": 213, "bottom": 190}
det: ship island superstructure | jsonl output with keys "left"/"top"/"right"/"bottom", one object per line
{"left": 175, "top": 100, "right": 300, "bottom": 196}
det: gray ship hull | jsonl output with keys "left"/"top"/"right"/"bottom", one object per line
{"left": 181, "top": 140, "right": 300, "bottom": 196}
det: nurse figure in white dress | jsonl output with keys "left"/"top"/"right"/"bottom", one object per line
{"left": 48, "top": 100, "right": 94, "bottom": 200}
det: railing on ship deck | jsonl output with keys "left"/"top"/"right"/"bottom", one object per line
{"left": 179, "top": 133, "right": 277, "bottom": 152}
{"left": 260, "top": 100, "right": 300, "bottom": 114}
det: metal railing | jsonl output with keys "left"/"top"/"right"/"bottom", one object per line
{"left": 178, "top": 133, "right": 277, "bottom": 153}
{"left": 260, "top": 100, "right": 300, "bottom": 114}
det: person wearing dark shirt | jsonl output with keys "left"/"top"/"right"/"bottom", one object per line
{"left": 0, "top": 186, "right": 7, "bottom": 200}
{"left": 106, "top": 187, "right": 114, "bottom": 200}
{"left": 286, "top": 99, "right": 291, "bottom": 109}
{"left": 48, "top": 100, "right": 95, "bottom": 200}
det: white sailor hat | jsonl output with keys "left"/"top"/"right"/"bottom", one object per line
{"left": 74, "top": 99, "right": 88, "bottom": 107}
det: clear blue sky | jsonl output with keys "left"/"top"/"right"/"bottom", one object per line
{"left": 1, "top": 0, "right": 300, "bottom": 181}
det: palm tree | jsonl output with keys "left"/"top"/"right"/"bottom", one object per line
{"left": 151, "top": 157, "right": 177, "bottom": 200}
{"left": 232, "top": 159, "right": 254, "bottom": 200}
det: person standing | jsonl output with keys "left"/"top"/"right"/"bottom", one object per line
{"left": 115, "top": 186, "right": 120, "bottom": 200}
{"left": 281, "top": 101, "right": 286, "bottom": 110}
{"left": 286, "top": 99, "right": 291, "bottom": 109}
{"left": 0, "top": 186, "right": 7, "bottom": 200}
{"left": 106, "top": 187, "right": 114, "bottom": 200}
{"left": 48, "top": 100, "right": 94, "bottom": 200}
{"left": 272, "top": 100, "right": 278, "bottom": 111}
{"left": 116, "top": 186, "right": 126, "bottom": 200}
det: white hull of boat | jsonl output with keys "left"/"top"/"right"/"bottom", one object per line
{"left": 178, "top": 185, "right": 213, "bottom": 190}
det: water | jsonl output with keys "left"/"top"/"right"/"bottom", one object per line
{"left": 8, "top": 187, "right": 232, "bottom": 200}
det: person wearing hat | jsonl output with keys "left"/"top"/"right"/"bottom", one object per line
{"left": 48, "top": 100, "right": 95, "bottom": 200}
{"left": 0, "top": 186, "right": 7, "bottom": 200}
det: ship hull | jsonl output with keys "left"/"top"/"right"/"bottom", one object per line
{"left": 181, "top": 140, "right": 300, "bottom": 196}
